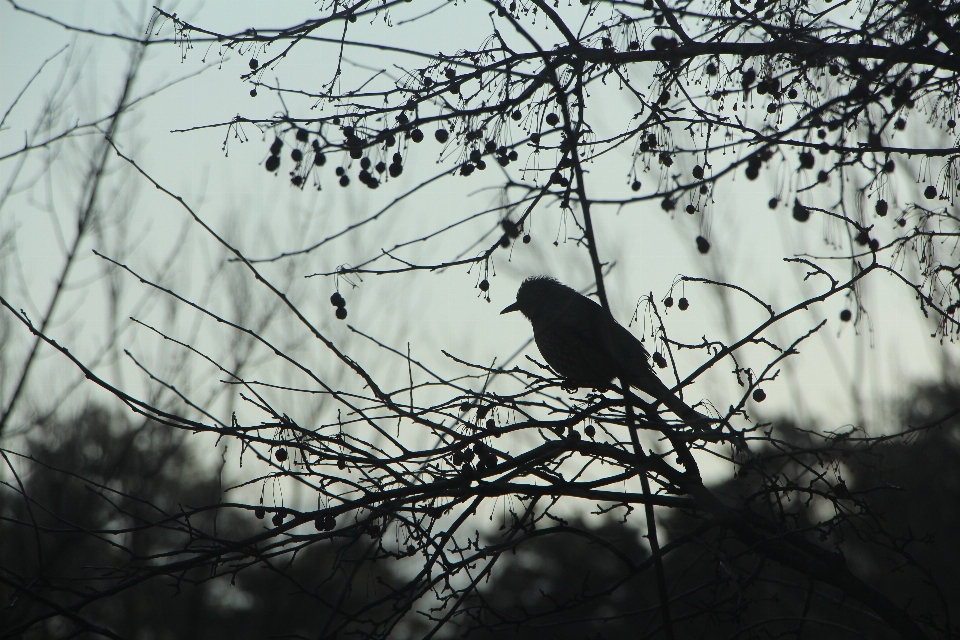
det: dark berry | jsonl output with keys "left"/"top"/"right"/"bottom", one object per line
{"left": 631, "top": 180, "right": 642, "bottom": 192}
{"left": 255, "top": 506, "right": 265, "bottom": 519}
{"left": 249, "top": 58, "right": 259, "bottom": 70}
{"left": 840, "top": 309, "right": 852, "bottom": 322}
{"left": 799, "top": 151, "right": 815, "bottom": 169}
{"left": 664, "top": 296, "right": 674, "bottom": 307}
{"left": 375, "top": 161, "right": 386, "bottom": 174}
{"left": 584, "top": 424, "right": 596, "bottom": 438}
{"left": 834, "top": 482, "right": 850, "bottom": 499}
{"left": 817, "top": 170, "right": 829, "bottom": 182}
{"left": 339, "top": 175, "right": 350, "bottom": 187}
{"left": 265, "top": 155, "right": 280, "bottom": 172}
{"left": 272, "top": 512, "right": 284, "bottom": 527}
{"left": 793, "top": 200, "right": 810, "bottom": 222}
{"left": 512, "top": 110, "right": 522, "bottom": 121}
{"left": 250, "top": 88, "right": 257, "bottom": 97}
{"left": 686, "top": 204, "right": 696, "bottom": 215}
{"left": 435, "top": 128, "right": 449, "bottom": 143}
{"left": 788, "top": 88, "right": 798, "bottom": 99}
{"left": 331, "top": 292, "right": 345, "bottom": 307}
{"left": 653, "top": 351, "right": 668, "bottom": 368}
{"left": 924, "top": 185, "right": 937, "bottom": 199}
{"left": 270, "top": 138, "right": 283, "bottom": 155}
{"left": 768, "top": 197, "right": 779, "bottom": 209}
{"left": 752, "top": 388, "right": 766, "bottom": 402}
{"left": 692, "top": 165, "right": 704, "bottom": 179}
{"left": 522, "top": 234, "right": 531, "bottom": 244}
{"left": 275, "top": 448, "right": 288, "bottom": 462}
{"left": 411, "top": 129, "right": 424, "bottom": 143}
{"left": 296, "top": 128, "right": 309, "bottom": 142}
{"left": 314, "top": 152, "right": 326, "bottom": 166}
{"left": 696, "top": 236, "right": 710, "bottom": 254}
{"left": 545, "top": 113, "right": 560, "bottom": 126}
{"left": 678, "top": 297, "right": 689, "bottom": 310}
{"left": 291, "top": 148, "right": 303, "bottom": 162}
{"left": 337, "top": 456, "right": 346, "bottom": 469}
{"left": 479, "top": 279, "right": 489, "bottom": 292}
{"left": 875, "top": 199, "right": 888, "bottom": 216}
{"left": 336, "top": 307, "right": 347, "bottom": 320}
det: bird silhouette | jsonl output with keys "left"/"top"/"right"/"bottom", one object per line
{"left": 501, "top": 276, "right": 709, "bottom": 428}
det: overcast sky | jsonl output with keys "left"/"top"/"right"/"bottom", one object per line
{"left": 3, "top": 1, "right": 957, "bottom": 495}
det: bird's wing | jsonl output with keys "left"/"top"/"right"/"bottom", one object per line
{"left": 553, "top": 296, "right": 652, "bottom": 380}
{"left": 612, "top": 321, "right": 650, "bottom": 367}
{"left": 528, "top": 295, "right": 615, "bottom": 385}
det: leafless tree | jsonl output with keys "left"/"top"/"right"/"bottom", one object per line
{"left": 2, "top": 0, "right": 959, "bottom": 638}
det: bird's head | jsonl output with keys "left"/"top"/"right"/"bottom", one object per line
{"left": 500, "top": 276, "right": 574, "bottom": 322}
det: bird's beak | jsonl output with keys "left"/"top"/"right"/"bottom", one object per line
{"left": 500, "top": 301, "right": 520, "bottom": 315}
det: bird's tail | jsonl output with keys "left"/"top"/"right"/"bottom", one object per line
{"left": 631, "top": 374, "right": 713, "bottom": 431}
{"left": 659, "top": 390, "right": 713, "bottom": 431}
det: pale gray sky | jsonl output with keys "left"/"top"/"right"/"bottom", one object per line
{"left": 2, "top": 1, "right": 956, "bottom": 496}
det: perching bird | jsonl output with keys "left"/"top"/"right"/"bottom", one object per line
{"left": 501, "top": 276, "right": 710, "bottom": 428}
